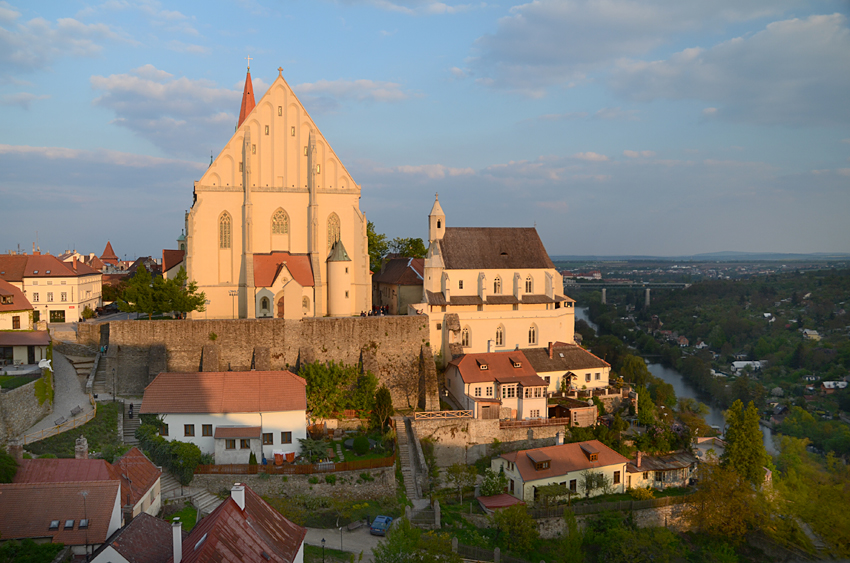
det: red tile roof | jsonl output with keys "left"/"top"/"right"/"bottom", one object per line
{"left": 0, "top": 278, "right": 32, "bottom": 312}
{"left": 113, "top": 447, "right": 162, "bottom": 508}
{"left": 501, "top": 440, "right": 629, "bottom": 483}
{"left": 93, "top": 513, "right": 181, "bottom": 563}
{"left": 162, "top": 250, "right": 185, "bottom": 273}
{"left": 101, "top": 241, "right": 119, "bottom": 263}
{"left": 520, "top": 343, "right": 610, "bottom": 373}
{"left": 14, "top": 459, "right": 113, "bottom": 484}
{"left": 477, "top": 494, "right": 525, "bottom": 511}
{"left": 0, "top": 331, "right": 50, "bottom": 346}
{"left": 174, "top": 485, "right": 306, "bottom": 563}
{"left": 448, "top": 351, "right": 547, "bottom": 386}
{"left": 214, "top": 426, "right": 262, "bottom": 439}
{"left": 0, "top": 480, "right": 120, "bottom": 545}
{"left": 237, "top": 69, "right": 256, "bottom": 129}
{"left": 0, "top": 254, "right": 30, "bottom": 282}
{"left": 253, "top": 253, "right": 314, "bottom": 288}
{"left": 23, "top": 254, "right": 100, "bottom": 278}
{"left": 141, "top": 371, "right": 307, "bottom": 414}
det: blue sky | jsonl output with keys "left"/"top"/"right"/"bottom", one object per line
{"left": 1, "top": 0, "right": 849, "bottom": 259}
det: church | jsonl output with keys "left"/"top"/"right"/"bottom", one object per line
{"left": 185, "top": 66, "right": 371, "bottom": 319}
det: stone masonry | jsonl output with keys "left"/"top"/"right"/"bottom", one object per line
{"left": 0, "top": 377, "right": 53, "bottom": 443}
{"left": 78, "top": 316, "right": 439, "bottom": 410}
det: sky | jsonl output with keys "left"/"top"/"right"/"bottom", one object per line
{"left": 1, "top": 0, "right": 849, "bottom": 259}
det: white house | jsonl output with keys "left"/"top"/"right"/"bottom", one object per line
{"left": 140, "top": 371, "right": 307, "bottom": 464}
{"left": 492, "top": 440, "right": 629, "bottom": 504}
{"left": 0, "top": 278, "right": 49, "bottom": 366}
{"left": 520, "top": 341, "right": 610, "bottom": 393}
{"left": 445, "top": 350, "right": 549, "bottom": 420}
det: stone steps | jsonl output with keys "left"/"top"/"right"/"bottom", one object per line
{"left": 93, "top": 362, "right": 108, "bottom": 396}
{"left": 123, "top": 401, "right": 142, "bottom": 445}
{"left": 160, "top": 472, "right": 184, "bottom": 500}
{"left": 193, "top": 491, "right": 224, "bottom": 516}
{"left": 393, "top": 416, "right": 418, "bottom": 500}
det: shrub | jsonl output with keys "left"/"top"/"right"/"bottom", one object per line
{"left": 39, "top": 454, "right": 57, "bottom": 459}
{"left": 353, "top": 435, "right": 370, "bottom": 455}
{"left": 0, "top": 450, "right": 18, "bottom": 483}
{"left": 629, "top": 487, "right": 655, "bottom": 500}
{"left": 325, "top": 474, "right": 337, "bottom": 485}
{"left": 360, "top": 472, "right": 374, "bottom": 482}
{"left": 282, "top": 475, "right": 288, "bottom": 482}
{"left": 480, "top": 468, "right": 508, "bottom": 497}
{"left": 249, "top": 452, "right": 258, "bottom": 465}
{"left": 308, "top": 476, "right": 319, "bottom": 484}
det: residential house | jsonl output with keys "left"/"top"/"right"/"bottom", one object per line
{"left": 414, "top": 195, "right": 576, "bottom": 364}
{"left": 0, "top": 278, "right": 49, "bottom": 366}
{"left": 445, "top": 350, "right": 549, "bottom": 420}
{"left": 731, "top": 361, "right": 763, "bottom": 374}
{"left": 821, "top": 381, "right": 848, "bottom": 394}
{"left": 492, "top": 440, "right": 629, "bottom": 503}
{"left": 547, "top": 397, "right": 598, "bottom": 427}
{"left": 140, "top": 371, "right": 307, "bottom": 463}
{"left": 162, "top": 249, "right": 186, "bottom": 281}
{"left": 372, "top": 256, "right": 424, "bottom": 315}
{"left": 89, "top": 513, "right": 184, "bottom": 563}
{"left": 520, "top": 341, "right": 610, "bottom": 393}
{"left": 677, "top": 336, "right": 689, "bottom": 347}
{"left": 626, "top": 450, "right": 698, "bottom": 490}
{"left": 802, "top": 329, "right": 821, "bottom": 341}
{"left": 0, "top": 252, "right": 102, "bottom": 323}
{"left": 694, "top": 340, "right": 708, "bottom": 350}
{"left": 0, "top": 480, "right": 122, "bottom": 558}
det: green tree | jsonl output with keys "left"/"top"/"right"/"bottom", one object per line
{"left": 446, "top": 462, "right": 477, "bottom": 502}
{"left": 118, "top": 266, "right": 158, "bottom": 319}
{"left": 373, "top": 517, "right": 460, "bottom": 563}
{"left": 163, "top": 267, "right": 206, "bottom": 317}
{"left": 0, "top": 449, "right": 18, "bottom": 483}
{"left": 635, "top": 386, "right": 657, "bottom": 426}
{"left": 722, "top": 400, "right": 769, "bottom": 485}
{"left": 479, "top": 468, "right": 508, "bottom": 497}
{"left": 298, "top": 361, "right": 377, "bottom": 419}
{"left": 555, "top": 510, "right": 584, "bottom": 563}
{"left": 618, "top": 354, "right": 652, "bottom": 387}
{"left": 371, "top": 386, "right": 394, "bottom": 431}
{"left": 685, "top": 463, "right": 764, "bottom": 541}
{"left": 389, "top": 237, "right": 427, "bottom": 259}
{"left": 492, "top": 504, "right": 539, "bottom": 553}
{"left": 367, "top": 221, "right": 389, "bottom": 272}
{"left": 536, "top": 482, "right": 570, "bottom": 508}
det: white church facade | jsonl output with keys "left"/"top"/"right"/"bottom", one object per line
{"left": 185, "top": 67, "right": 371, "bottom": 319}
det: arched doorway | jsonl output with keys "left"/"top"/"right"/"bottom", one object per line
{"left": 277, "top": 297, "right": 285, "bottom": 318}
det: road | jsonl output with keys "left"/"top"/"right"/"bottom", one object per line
{"left": 305, "top": 526, "right": 382, "bottom": 563}
{"left": 18, "top": 352, "right": 94, "bottom": 439}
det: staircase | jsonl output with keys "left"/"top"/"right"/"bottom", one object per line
{"left": 393, "top": 416, "right": 418, "bottom": 500}
{"left": 93, "top": 361, "right": 109, "bottom": 397}
{"left": 160, "top": 472, "right": 224, "bottom": 518}
{"left": 192, "top": 489, "right": 224, "bottom": 517}
{"left": 65, "top": 356, "right": 95, "bottom": 379}
{"left": 160, "top": 472, "right": 185, "bottom": 501}
{"left": 123, "top": 401, "right": 142, "bottom": 445}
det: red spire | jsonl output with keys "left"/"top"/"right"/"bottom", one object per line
{"left": 100, "top": 241, "right": 118, "bottom": 265}
{"left": 237, "top": 67, "right": 255, "bottom": 128}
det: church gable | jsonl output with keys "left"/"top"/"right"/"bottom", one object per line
{"left": 199, "top": 71, "right": 359, "bottom": 195}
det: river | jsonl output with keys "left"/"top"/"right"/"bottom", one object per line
{"left": 575, "top": 307, "right": 777, "bottom": 455}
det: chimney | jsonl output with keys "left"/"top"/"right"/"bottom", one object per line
{"left": 72, "top": 256, "right": 78, "bottom": 270}
{"left": 75, "top": 435, "right": 88, "bottom": 459}
{"left": 487, "top": 340, "right": 493, "bottom": 353}
{"left": 7, "top": 439, "right": 23, "bottom": 464}
{"left": 123, "top": 504, "right": 134, "bottom": 526}
{"left": 555, "top": 431, "right": 563, "bottom": 445}
{"left": 635, "top": 451, "right": 642, "bottom": 468}
{"left": 548, "top": 342, "right": 554, "bottom": 359}
{"left": 231, "top": 482, "right": 245, "bottom": 510}
{"left": 172, "top": 518, "right": 183, "bottom": 563}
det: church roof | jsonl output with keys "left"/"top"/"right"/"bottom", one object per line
{"left": 253, "top": 253, "right": 314, "bottom": 288}
{"left": 327, "top": 240, "right": 351, "bottom": 262}
{"left": 429, "top": 193, "right": 445, "bottom": 218}
{"left": 238, "top": 69, "right": 256, "bottom": 128}
{"left": 373, "top": 257, "right": 424, "bottom": 285}
{"left": 439, "top": 228, "right": 555, "bottom": 270}
{"left": 101, "top": 241, "right": 119, "bottom": 262}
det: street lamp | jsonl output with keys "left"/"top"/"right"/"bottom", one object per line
{"left": 228, "top": 290, "right": 238, "bottom": 319}
{"left": 321, "top": 538, "right": 325, "bottom": 563}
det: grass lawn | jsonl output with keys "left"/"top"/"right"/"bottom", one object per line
{"left": 304, "top": 544, "right": 353, "bottom": 563}
{"left": 27, "top": 402, "right": 121, "bottom": 458}
{"left": 164, "top": 505, "right": 199, "bottom": 532}
{"left": 264, "top": 494, "right": 403, "bottom": 529}
{"left": 331, "top": 435, "right": 393, "bottom": 463}
{"left": 0, "top": 375, "right": 37, "bottom": 390}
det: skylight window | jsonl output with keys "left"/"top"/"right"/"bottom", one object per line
{"left": 64, "top": 519, "right": 74, "bottom": 529}
{"left": 79, "top": 519, "right": 89, "bottom": 529}
{"left": 559, "top": 353, "right": 564, "bottom": 358}
{"left": 195, "top": 533, "right": 208, "bottom": 550}
{"left": 49, "top": 520, "right": 59, "bottom": 531}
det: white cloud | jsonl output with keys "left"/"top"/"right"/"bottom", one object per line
{"left": 572, "top": 152, "right": 609, "bottom": 162}
{"left": 293, "top": 78, "right": 413, "bottom": 113}
{"left": 537, "top": 111, "right": 588, "bottom": 121}
{"left": 0, "top": 2, "right": 21, "bottom": 23}
{"left": 609, "top": 14, "right": 850, "bottom": 126}
{"left": 0, "top": 143, "right": 204, "bottom": 169}
{"left": 340, "top": 0, "right": 479, "bottom": 16}
{"left": 594, "top": 107, "right": 639, "bottom": 121}
{"left": 841, "top": 138, "right": 850, "bottom": 144}
{"left": 91, "top": 66, "right": 240, "bottom": 158}
{"left": 391, "top": 164, "right": 475, "bottom": 179}
{"left": 449, "top": 66, "right": 469, "bottom": 79}
{"left": 837, "top": 168, "right": 850, "bottom": 177}
{"left": 0, "top": 91, "right": 49, "bottom": 108}
{"left": 623, "top": 150, "right": 656, "bottom": 158}
{"left": 467, "top": 0, "right": 796, "bottom": 94}
{"left": 167, "top": 40, "right": 209, "bottom": 54}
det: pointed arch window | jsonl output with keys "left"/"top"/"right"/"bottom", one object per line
{"left": 327, "top": 213, "right": 341, "bottom": 253}
{"left": 495, "top": 325, "right": 505, "bottom": 347}
{"left": 302, "top": 296, "right": 311, "bottom": 313}
{"left": 494, "top": 277, "right": 502, "bottom": 294}
{"left": 272, "top": 209, "right": 289, "bottom": 235}
{"left": 219, "top": 213, "right": 232, "bottom": 249}
{"left": 260, "top": 297, "right": 270, "bottom": 315}
{"left": 528, "top": 325, "right": 537, "bottom": 345}
{"left": 461, "top": 327, "right": 470, "bottom": 347}
{"left": 525, "top": 276, "right": 533, "bottom": 293}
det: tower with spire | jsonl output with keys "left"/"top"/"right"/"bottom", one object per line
{"left": 185, "top": 64, "right": 371, "bottom": 320}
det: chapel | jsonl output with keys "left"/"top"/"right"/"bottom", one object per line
{"left": 185, "top": 66, "right": 371, "bottom": 319}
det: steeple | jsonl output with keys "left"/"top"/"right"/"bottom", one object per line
{"left": 428, "top": 193, "right": 445, "bottom": 242}
{"left": 237, "top": 64, "right": 256, "bottom": 128}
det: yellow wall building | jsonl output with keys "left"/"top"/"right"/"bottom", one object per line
{"left": 186, "top": 67, "right": 371, "bottom": 319}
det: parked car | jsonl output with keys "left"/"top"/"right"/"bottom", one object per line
{"left": 370, "top": 515, "right": 393, "bottom": 536}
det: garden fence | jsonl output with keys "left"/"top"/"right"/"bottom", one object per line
{"left": 194, "top": 453, "right": 396, "bottom": 475}
{"left": 527, "top": 494, "right": 690, "bottom": 519}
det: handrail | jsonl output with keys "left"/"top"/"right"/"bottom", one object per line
{"left": 413, "top": 411, "right": 472, "bottom": 420}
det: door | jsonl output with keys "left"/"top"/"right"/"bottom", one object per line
{"left": 277, "top": 297, "right": 285, "bottom": 318}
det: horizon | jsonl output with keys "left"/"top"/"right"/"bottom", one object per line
{"left": 1, "top": 1, "right": 848, "bottom": 257}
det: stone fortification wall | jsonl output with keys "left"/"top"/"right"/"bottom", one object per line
{"left": 535, "top": 502, "right": 691, "bottom": 538}
{"left": 413, "top": 418, "right": 565, "bottom": 467}
{"left": 191, "top": 467, "right": 395, "bottom": 499}
{"left": 0, "top": 378, "right": 52, "bottom": 443}
{"left": 80, "top": 316, "right": 436, "bottom": 409}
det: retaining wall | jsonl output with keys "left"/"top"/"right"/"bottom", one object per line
{"left": 0, "top": 377, "right": 52, "bottom": 443}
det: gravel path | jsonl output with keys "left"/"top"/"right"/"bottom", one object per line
{"left": 18, "top": 352, "right": 94, "bottom": 439}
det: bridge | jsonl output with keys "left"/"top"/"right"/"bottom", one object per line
{"left": 563, "top": 281, "right": 691, "bottom": 306}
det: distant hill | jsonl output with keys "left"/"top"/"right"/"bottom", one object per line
{"left": 550, "top": 252, "right": 850, "bottom": 262}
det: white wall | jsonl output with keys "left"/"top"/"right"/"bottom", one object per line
{"left": 160, "top": 410, "right": 307, "bottom": 460}
{"left": 492, "top": 457, "right": 627, "bottom": 502}
{"left": 539, "top": 366, "right": 610, "bottom": 393}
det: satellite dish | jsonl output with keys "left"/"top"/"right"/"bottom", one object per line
{"left": 38, "top": 359, "right": 52, "bottom": 371}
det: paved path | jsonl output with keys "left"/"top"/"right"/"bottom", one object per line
{"left": 18, "top": 352, "right": 94, "bottom": 439}
{"left": 305, "top": 526, "right": 381, "bottom": 563}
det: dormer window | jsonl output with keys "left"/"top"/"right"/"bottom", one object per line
{"left": 580, "top": 443, "right": 599, "bottom": 462}
{"left": 33, "top": 270, "right": 38, "bottom": 274}
{"left": 510, "top": 358, "right": 522, "bottom": 368}
{"left": 477, "top": 360, "right": 488, "bottom": 370}
{"left": 527, "top": 451, "right": 551, "bottom": 471}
